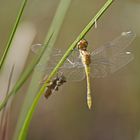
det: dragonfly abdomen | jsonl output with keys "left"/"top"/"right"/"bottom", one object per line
{"left": 84, "top": 65, "right": 92, "bottom": 109}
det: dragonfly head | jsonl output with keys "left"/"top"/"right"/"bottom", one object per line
{"left": 77, "top": 39, "right": 88, "bottom": 51}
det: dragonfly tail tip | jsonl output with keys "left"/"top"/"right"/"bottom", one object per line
{"left": 87, "top": 101, "right": 92, "bottom": 110}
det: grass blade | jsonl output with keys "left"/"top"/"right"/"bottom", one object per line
{"left": 0, "top": 0, "right": 28, "bottom": 70}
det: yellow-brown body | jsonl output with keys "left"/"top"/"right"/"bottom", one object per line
{"left": 78, "top": 39, "right": 92, "bottom": 109}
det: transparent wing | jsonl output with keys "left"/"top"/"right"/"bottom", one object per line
{"left": 31, "top": 44, "right": 85, "bottom": 81}
{"left": 31, "top": 44, "right": 72, "bottom": 69}
{"left": 60, "top": 66, "right": 85, "bottom": 81}
{"left": 90, "top": 31, "right": 136, "bottom": 78}
{"left": 60, "top": 50, "right": 85, "bottom": 81}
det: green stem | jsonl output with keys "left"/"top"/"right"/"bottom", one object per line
{"left": 18, "top": 0, "right": 114, "bottom": 139}
{"left": 0, "top": 0, "right": 28, "bottom": 70}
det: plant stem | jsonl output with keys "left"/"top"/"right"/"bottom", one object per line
{"left": 17, "top": 0, "right": 114, "bottom": 139}
{"left": 0, "top": 0, "right": 28, "bottom": 70}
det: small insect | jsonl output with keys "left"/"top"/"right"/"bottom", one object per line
{"left": 43, "top": 74, "right": 66, "bottom": 99}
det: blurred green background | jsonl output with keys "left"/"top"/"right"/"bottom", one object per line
{"left": 0, "top": 0, "right": 140, "bottom": 140}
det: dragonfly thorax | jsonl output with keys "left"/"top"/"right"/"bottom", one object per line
{"left": 80, "top": 50, "right": 91, "bottom": 65}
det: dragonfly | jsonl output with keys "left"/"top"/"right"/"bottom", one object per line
{"left": 31, "top": 31, "right": 136, "bottom": 109}
{"left": 76, "top": 39, "right": 92, "bottom": 109}
{"left": 42, "top": 73, "right": 66, "bottom": 99}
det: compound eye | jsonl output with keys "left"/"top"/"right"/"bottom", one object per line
{"left": 77, "top": 39, "right": 88, "bottom": 50}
